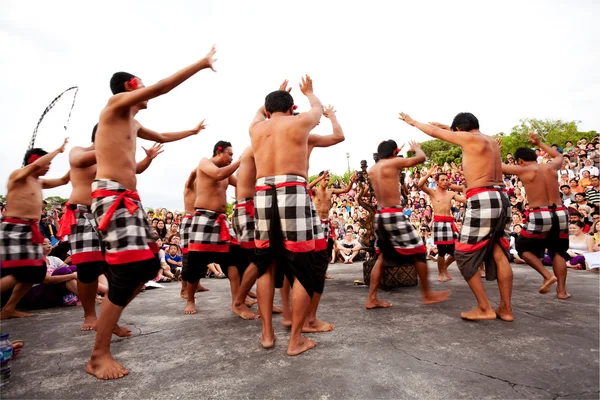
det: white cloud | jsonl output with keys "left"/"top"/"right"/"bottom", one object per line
{"left": 1, "top": 0, "right": 598, "bottom": 209}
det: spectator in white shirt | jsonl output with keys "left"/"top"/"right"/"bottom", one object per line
{"left": 579, "top": 158, "right": 599, "bottom": 179}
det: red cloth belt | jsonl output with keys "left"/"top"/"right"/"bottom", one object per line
{"left": 57, "top": 202, "right": 76, "bottom": 238}
{"left": 184, "top": 213, "right": 193, "bottom": 219}
{"left": 4, "top": 217, "right": 44, "bottom": 244}
{"left": 92, "top": 189, "right": 141, "bottom": 232}
{"left": 377, "top": 207, "right": 404, "bottom": 214}
{"left": 433, "top": 215, "right": 458, "bottom": 233}
{"left": 255, "top": 181, "right": 307, "bottom": 191}
{"left": 235, "top": 199, "right": 255, "bottom": 217}
{"left": 465, "top": 186, "right": 506, "bottom": 199}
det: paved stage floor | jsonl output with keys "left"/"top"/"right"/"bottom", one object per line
{"left": 1, "top": 262, "right": 599, "bottom": 399}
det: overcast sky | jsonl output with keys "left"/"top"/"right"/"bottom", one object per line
{"left": 1, "top": 0, "right": 598, "bottom": 210}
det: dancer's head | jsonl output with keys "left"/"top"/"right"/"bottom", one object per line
{"left": 23, "top": 148, "right": 50, "bottom": 176}
{"left": 318, "top": 170, "right": 329, "bottom": 186}
{"left": 450, "top": 112, "right": 479, "bottom": 132}
{"left": 91, "top": 123, "right": 98, "bottom": 143}
{"left": 213, "top": 140, "right": 233, "bottom": 166}
{"left": 514, "top": 147, "right": 537, "bottom": 165}
{"left": 265, "top": 90, "right": 294, "bottom": 117}
{"left": 436, "top": 172, "right": 449, "bottom": 189}
{"left": 377, "top": 140, "right": 400, "bottom": 159}
{"left": 110, "top": 72, "right": 147, "bottom": 109}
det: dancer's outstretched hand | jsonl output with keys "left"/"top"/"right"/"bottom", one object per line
{"left": 143, "top": 143, "right": 164, "bottom": 159}
{"left": 323, "top": 105, "right": 336, "bottom": 118}
{"left": 279, "top": 79, "right": 292, "bottom": 93}
{"left": 299, "top": 75, "right": 314, "bottom": 96}
{"left": 399, "top": 113, "right": 416, "bottom": 126}
{"left": 202, "top": 45, "right": 218, "bottom": 72}
{"left": 58, "top": 137, "right": 69, "bottom": 153}
{"left": 193, "top": 120, "right": 207, "bottom": 134}
{"left": 528, "top": 131, "right": 541, "bottom": 146}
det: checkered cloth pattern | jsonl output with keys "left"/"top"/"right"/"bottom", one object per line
{"left": 189, "top": 208, "right": 236, "bottom": 253}
{"left": 91, "top": 179, "right": 157, "bottom": 265}
{"left": 375, "top": 206, "right": 426, "bottom": 254}
{"left": 232, "top": 198, "right": 255, "bottom": 249}
{"left": 457, "top": 187, "right": 511, "bottom": 249}
{"left": 311, "top": 200, "right": 326, "bottom": 251}
{"left": 254, "top": 175, "right": 314, "bottom": 252}
{"left": 522, "top": 206, "right": 568, "bottom": 238}
{"left": 69, "top": 204, "right": 104, "bottom": 264}
{"left": 320, "top": 219, "right": 330, "bottom": 239}
{"left": 433, "top": 216, "right": 458, "bottom": 245}
{"left": 0, "top": 218, "right": 44, "bottom": 268}
{"left": 179, "top": 214, "right": 193, "bottom": 253}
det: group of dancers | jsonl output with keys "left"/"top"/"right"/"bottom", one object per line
{"left": 0, "top": 45, "right": 572, "bottom": 380}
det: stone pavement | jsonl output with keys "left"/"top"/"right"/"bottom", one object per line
{"left": 1, "top": 262, "right": 599, "bottom": 399}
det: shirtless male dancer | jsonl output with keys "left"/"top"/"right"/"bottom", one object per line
{"left": 418, "top": 165, "right": 466, "bottom": 282}
{"left": 399, "top": 112, "right": 514, "bottom": 321}
{"left": 250, "top": 75, "right": 323, "bottom": 356}
{"left": 0, "top": 139, "right": 69, "bottom": 319}
{"left": 502, "top": 132, "right": 570, "bottom": 299}
{"left": 367, "top": 140, "right": 451, "bottom": 309}
{"left": 184, "top": 141, "right": 240, "bottom": 315}
{"left": 87, "top": 46, "right": 216, "bottom": 380}
{"left": 59, "top": 124, "right": 163, "bottom": 333}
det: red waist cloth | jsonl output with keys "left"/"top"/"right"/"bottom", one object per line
{"left": 92, "top": 189, "right": 141, "bottom": 231}
{"left": 465, "top": 186, "right": 505, "bottom": 199}
{"left": 57, "top": 202, "right": 76, "bottom": 238}
{"left": 4, "top": 218, "right": 43, "bottom": 244}
{"left": 235, "top": 199, "right": 255, "bottom": 217}
{"left": 433, "top": 215, "right": 458, "bottom": 233}
{"left": 255, "top": 182, "right": 307, "bottom": 191}
{"left": 377, "top": 207, "right": 403, "bottom": 214}
{"left": 184, "top": 213, "right": 193, "bottom": 219}
{"left": 194, "top": 210, "right": 231, "bottom": 241}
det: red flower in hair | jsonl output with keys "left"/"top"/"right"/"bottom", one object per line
{"left": 129, "top": 77, "right": 138, "bottom": 90}
{"left": 293, "top": 105, "right": 298, "bottom": 110}
{"left": 217, "top": 146, "right": 222, "bottom": 152}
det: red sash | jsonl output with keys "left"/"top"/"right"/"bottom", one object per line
{"left": 216, "top": 214, "right": 231, "bottom": 241}
{"left": 255, "top": 181, "right": 307, "bottom": 192}
{"left": 92, "top": 190, "right": 141, "bottom": 232}
{"left": 433, "top": 215, "right": 458, "bottom": 233}
{"left": 4, "top": 217, "right": 44, "bottom": 244}
{"left": 235, "top": 199, "right": 255, "bottom": 217}
{"left": 57, "top": 203, "right": 76, "bottom": 238}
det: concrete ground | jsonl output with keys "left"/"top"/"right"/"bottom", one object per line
{"left": 1, "top": 262, "right": 599, "bottom": 400}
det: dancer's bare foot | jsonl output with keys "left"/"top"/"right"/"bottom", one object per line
{"left": 11, "top": 341, "right": 24, "bottom": 359}
{"left": 557, "top": 292, "right": 572, "bottom": 300}
{"left": 245, "top": 296, "right": 258, "bottom": 307}
{"left": 287, "top": 337, "right": 317, "bottom": 356}
{"left": 423, "top": 290, "right": 451, "bottom": 305}
{"left": 460, "top": 306, "right": 497, "bottom": 321}
{"left": 272, "top": 305, "right": 283, "bottom": 314}
{"left": 196, "top": 285, "right": 210, "bottom": 292}
{"left": 494, "top": 307, "right": 515, "bottom": 322}
{"left": 365, "top": 299, "right": 392, "bottom": 309}
{"left": 86, "top": 354, "right": 129, "bottom": 380}
{"left": 302, "top": 319, "right": 334, "bottom": 333}
{"left": 539, "top": 276, "right": 558, "bottom": 294}
{"left": 112, "top": 325, "right": 133, "bottom": 337}
{"left": 80, "top": 315, "right": 97, "bottom": 331}
{"left": 325, "top": 274, "right": 334, "bottom": 279}
{"left": 248, "top": 291, "right": 257, "bottom": 298}
{"left": 260, "top": 331, "right": 276, "bottom": 349}
{"left": 444, "top": 271, "right": 453, "bottom": 280}
{"left": 232, "top": 304, "right": 260, "bottom": 320}
{"left": 281, "top": 319, "right": 292, "bottom": 328}
{"left": 438, "top": 274, "right": 447, "bottom": 282}
{"left": 0, "top": 309, "right": 33, "bottom": 319}
{"left": 184, "top": 301, "right": 197, "bottom": 315}
{"left": 180, "top": 292, "right": 187, "bottom": 299}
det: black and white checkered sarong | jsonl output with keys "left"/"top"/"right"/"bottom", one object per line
{"left": 68, "top": 204, "right": 104, "bottom": 264}
{"left": 179, "top": 214, "right": 193, "bottom": 253}
{"left": 0, "top": 218, "right": 44, "bottom": 268}
{"left": 232, "top": 198, "right": 255, "bottom": 249}
{"left": 311, "top": 200, "right": 326, "bottom": 251}
{"left": 375, "top": 206, "right": 426, "bottom": 255}
{"left": 91, "top": 179, "right": 157, "bottom": 265}
{"left": 522, "top": 207, "right": 569, "bottom": 238}
{"left": 189, "top": 208, "right": 236, "bottom": 253}
{"left": 432, "top": 216, "right": 458, "bottom": 245}
{"left": 254, "top": 175, "right": 314, "bottom": 252}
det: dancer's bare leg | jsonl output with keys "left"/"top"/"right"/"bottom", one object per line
{"left": 494, "top": 244, "right": 514, "bottom": 322}
{"left": 0, "top": 282, "right": 34, "bottom": 319}
{"left": 85, "top": 281, "right": 144, "bottom": 380}
{"left": 280, "top": 277, "right": 292, "bottom": 327}
{"left": 180, "top": 280, "right": 188, "bottom": 299}
{"left": 552, "top": 253, "right": 570, "bottom": 299}
{"left": 444, "top": 256, "right": 454, "bottom": 280}
{"left": 461, "top": 272, "right": 496, "bottom": 321}
{"left": 184, "top": 281, "right": 199, "bottom": 314}
{"left": 287, "top": 279, "right": 316, "bottom": 356}
{"left": 78, "top": 280, "right": 100, "bottom": 330}
{"left": 303, "top": 292, "right": 334, "bottom": 333}
{"left": 232, "top": 264, "right": 259, "bottom": 320}
{"left": 227, "top": 266, "right": 241, "bottom": 307}
{"left": 436, "top": 255, "right": 447, "bottom": 282}
{"left": 257, "top": 262, "right": 276, "bottom": 348}
{"left": 522, "top": 251, "right": 557, "bottom": 294}
{"left": 0, "top": 275, "right": 17, "bottom": 294}
{"left": 416, "top": 260, "right": 451, "bottom": 304}
{"left": 365, "top": 256, "right": 391, "bottom": 309}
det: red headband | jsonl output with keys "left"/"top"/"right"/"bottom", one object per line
{"left": 128, "top": 77, "right": 138, "bottom": 90}
{"left": 27, "top": 154, "right": 41, "bottom": 165}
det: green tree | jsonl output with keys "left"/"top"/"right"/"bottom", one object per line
{"left": 419, "top": 139, "right": 462, "bottom": 165}
{"left": 44, "top": 196, "right": 68, "bottom": 209}
{"left": 308, "top": 170, "right": 355, "bottom": 187}
{"left": 0, "top": 194, "right": 6, "bottom": 203}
